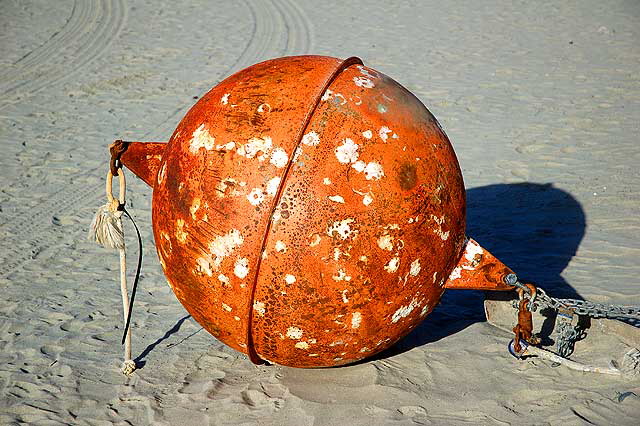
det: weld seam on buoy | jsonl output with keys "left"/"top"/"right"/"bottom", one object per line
{"left": 244, "top": 56, "right": 364, "bottom": 364}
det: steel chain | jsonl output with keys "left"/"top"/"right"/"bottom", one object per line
{"left": 503, "top": 274, "right": 639, "bottom": 360}
{"left": 506, "top": 275, "right": 640, "bottom": 319}
{"left": 555, "top": 320, "right": 585, "bottom": 358}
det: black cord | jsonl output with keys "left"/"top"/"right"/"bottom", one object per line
{"left": 121, "top": 207, "right": 143, "bottom": 345}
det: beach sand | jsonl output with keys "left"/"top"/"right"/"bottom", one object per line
{"left": 1, "top": 0, "right": 639, "bottom": 424}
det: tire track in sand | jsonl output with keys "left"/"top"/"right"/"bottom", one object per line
{"left": 0, "top": 0, "right": 313, "bottom": 278}
{"left": 144, "top": 0, "right": 313, "bottom": 142}
{"left": 0, "top": 0, "right": 127, "bottom": 111}
{"left": 274, "top": 0, "right": 314, "bottom": 57}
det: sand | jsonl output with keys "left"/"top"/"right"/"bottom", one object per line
{"left": 1, "top": 0, "right": 639, "bottom": 424}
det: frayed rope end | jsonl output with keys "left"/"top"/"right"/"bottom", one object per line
{"left": 122, "top": 359, "right": 137, "bottom": 376}
{"left": 88, "top": 204, "right": 125, "bottom": 250}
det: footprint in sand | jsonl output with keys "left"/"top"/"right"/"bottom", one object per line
{"left": 398, "top": 405, "right": 428, "bottom": 417}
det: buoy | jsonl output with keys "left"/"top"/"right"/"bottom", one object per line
{"left": 114, "top": 55, "right": 517, "bottom": 367}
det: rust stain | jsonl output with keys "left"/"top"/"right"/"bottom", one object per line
{"left": 397, "top": 162, "right": 418, "bottom": 190}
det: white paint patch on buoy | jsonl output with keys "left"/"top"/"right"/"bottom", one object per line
{"left": 379, "top": 126, "right": 392, "bottom": 142}
{"left": 327, "top": 218, "right": 357, "bottom": 240}
{"left": 351, "top": 312, "right": 362, "bottom": 329}
{"left": 363, "top": 162, "right": 384, "bottom": 180}
{"left": 270, "top": 147, "right": 289, "bottom": 168}
{"left": 286, "top": 326, "right": 303, "bottom": 339}
{"left": 302, "top": 131, "right": 320, "bottom": 146}
{"left": 208, "top": 230, "right": 244, "bottom": 269}
{"left": 253, "top": 301, "right": 266, "bottom": 316}
{"left": 195, "top": 257, "right": 213, "bottom": 276}
{"left": 352, "top": 160, "right": 366, "bottom": 172}
{"left": 157, "top": 161, "right": 167, "bottom": 185}
{"left": 247, "top": 188, "right": 265, "bottom": 206}
{"left": 353, "top": 76, "right": 375, "bottom": 88}
{"left": 295, "top": 341, "right": 309, "bottom": 349}
{"left": 353, "top": 188, "right": 374, "bottom": 206}
{"left": 392, "top": 299, "right": 419, "bottom": 323}
{"left": 237, "top": 136, "right": 273, "bottom": 161}
{"left": 234, "top": 257, "right": 249, "bottom": 279}
{"left": 218, "top": 274, "right": 230, "bottom": 286}
{"left": 436, "top": 229, "right": 450, "bottom": 241}
{"left": 309, "top": 234, "right": 322, "bottom": 247}
{"left": 266, "top": 176, "right": 281, "bottom": 196}
{"left": 285, "top": 274, "right": 296, "bottom": 284}
{"left": 464, "top": 239, "right": 484, "bottom": 262}
{"left": 332, "top": 269, "right": 352, "bottom": 281}
{"left": 257, "top": 103, "right": 271, "bottom": 113}
{"left": 221, "top": 93, "right": 230, "bottom": 105}
{"left": 362, "top": 130, "right": 373, "bottom": 139}
{"left": 377, "top": 234, "right": 394, "bottom": 251}
{"left": 448, "top": 266, "right": 462, "bottom": 281}
{"left": 431, "top": 215, "right": 450, "bottom": 240}
{"left": 189, "top": 124, "right": 216, "bottom": 152}
{"left": 190, "top": 198, "right": 201, "bottom": 220}
{"left": 357, "top": 65, "right": 378, "bottom": 79}
{"left": 384, "top": 257, "right": 400, "bottom": 273}
{"left": 333, "top": 93, "right": 347, "bottom": 105}
{"left": 328, "top": 195, "right": 345, "bottom": 203}
{"left": 215, "top": 141, "right": 236, "bottom": 151}
{"left": 335, "top": 138, "right": 360, "bottom": 164}
{"left": 420, "top": 304, "right": 430, "bottom": 317}
{"left": 275, "top": 240, "right": 287, "bottom": 252}
{"left": 351, "top": 161, "right": 384, "bottom": 180}
{"left": 410, "top": 259, "right": 421, "bottom": 276}
{"left": 175, "top": 219, "right": 188, "bottom": 243}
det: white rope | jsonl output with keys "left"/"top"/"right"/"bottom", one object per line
{"left": 120, "top": 247, "right": 136, "bottom": 375}
{"left": 89, "top": 168, "right": 136, "bottom": 375}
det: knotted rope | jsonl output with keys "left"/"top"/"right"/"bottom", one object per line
{"left": 88, "top": 141, "right": 140, "bottom": 375}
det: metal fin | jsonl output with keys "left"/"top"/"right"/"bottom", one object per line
{"left": 119, "top": 141, "right": 168, "bottom": 187}
{"left": 443, "top": 237, "right": 514, "bottom": 291}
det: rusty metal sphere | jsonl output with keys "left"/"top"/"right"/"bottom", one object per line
{"left": 120, "top": 55, "right": 511, "bottom": 368}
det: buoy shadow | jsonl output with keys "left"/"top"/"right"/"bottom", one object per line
{"left": 134, "top": 314, "right": 193, "bottom": 368}
{"left": 379, "top": 182, "right": 587, "bottom": 359}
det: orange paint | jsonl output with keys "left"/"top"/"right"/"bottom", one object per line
{"left": 118, "top": 56, "right": 514, "bottom": 367}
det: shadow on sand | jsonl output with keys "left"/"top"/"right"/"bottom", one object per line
{"left": 379, "top": 182, "right": 587, "bottom": 358}
{"left": 134, "top": 314, "right": 195, "bottom": 368}
{"left": 133, "top": 183, "right": 587, "bottom": 365}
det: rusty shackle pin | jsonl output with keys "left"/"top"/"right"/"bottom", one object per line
{"left": 114, "top": 55, "right": 519, "bottom": 368}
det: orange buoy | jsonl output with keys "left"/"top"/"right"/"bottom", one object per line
{"left": 117, "top": 55, "right": 515, "bottom": 367}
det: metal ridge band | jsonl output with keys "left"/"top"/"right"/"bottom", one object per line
{"left": 245, "top": 56, "right": 364, "bottom": 364}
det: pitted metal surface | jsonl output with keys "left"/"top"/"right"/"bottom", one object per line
{"left": 119, "top": 55, "right": 514, "bottom": 367}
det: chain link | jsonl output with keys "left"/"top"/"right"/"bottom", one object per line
{"left": 503, "top": 274, "right": 640, "bottom": 361}
{"left": 556, "top": 319, "right": 585, "bottom": 358}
